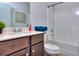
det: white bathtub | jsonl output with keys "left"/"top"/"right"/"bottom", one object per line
{"left": 47, "top": 39, "right": 79, "bottom": 56}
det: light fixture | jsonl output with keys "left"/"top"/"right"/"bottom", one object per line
{"left": 75, "top": 11, "right": 79, "bottom": 15}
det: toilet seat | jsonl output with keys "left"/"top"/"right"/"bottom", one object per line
{"left": 44, "top": 43, "right": 60, "bottom": 54}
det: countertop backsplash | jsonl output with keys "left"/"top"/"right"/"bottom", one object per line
{"left": 2, "top": 27, "right": 29, "bottom": 34}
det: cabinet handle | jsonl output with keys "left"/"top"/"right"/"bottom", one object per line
{"left": 26, "top": 53, "right": 29, "bottom": 56}
{"left": 32, "top": 50, "right": 35, "bottom": 53}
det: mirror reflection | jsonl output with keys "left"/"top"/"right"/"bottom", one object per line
{"left": 0, "top": 2, "right": 30, "bottom": 27}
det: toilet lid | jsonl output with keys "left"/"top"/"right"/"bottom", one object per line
{"left": 45, "top": 43, "right": 60, "bottom": 50}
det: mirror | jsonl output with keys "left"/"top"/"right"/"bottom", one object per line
{"left": 0, "top": 2, "right": 30, "bottom": 27}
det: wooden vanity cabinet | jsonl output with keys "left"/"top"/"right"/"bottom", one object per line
{"left": 0, "top": 37, "right": 29, "bottom": 56}
{"left": 0, "top": 33, "right": 44, "bottom": 56}
{"left": 31, "top": 42, "right": 44, "bottom": 56}
{"left": 31, "top": 34, "right": 44, "bottom": 56}
{"left": 31, "top": 34, "right": 44, "bottom": 45}
{"left": 11, "top": 48, "right": 29, "bottom": 56}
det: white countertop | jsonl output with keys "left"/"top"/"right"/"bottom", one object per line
{"left": 0, "top": 31, "right": 44, "bottom": 42}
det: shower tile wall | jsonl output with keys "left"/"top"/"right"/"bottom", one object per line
{"left": 47, "top": 2, "right": 79, "bottom": 55}
{"left": 55, "top": 2, "right": 79, "bottom": 46}
{"left": 47, "top": 6, "right": 55, "bottom": 40}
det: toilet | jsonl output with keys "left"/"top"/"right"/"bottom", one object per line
{"left": 44, "top": 34, "right": 60, "bottom": 56}
{"left": 44, "top": 43, "right": 60, "bottom": 55}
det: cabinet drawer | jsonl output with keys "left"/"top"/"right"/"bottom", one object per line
{"left": 31, "top": 42, "right": 44, "bottom": 56}
{"left": 0, "top": 37, "right": 29, "bottom": 56}
{"left": 31, "top": 34, "right": 44, "bottom": 45}
{"left": 10, "top": 48, "right": 29, "bottom": 56}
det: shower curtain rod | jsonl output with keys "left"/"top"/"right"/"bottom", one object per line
{"left": 48, "top": 2, "right": 63, "bottom": 8}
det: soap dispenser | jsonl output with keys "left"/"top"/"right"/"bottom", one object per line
{"left": 29, "top": 24, "right": 32, "bottom": 31}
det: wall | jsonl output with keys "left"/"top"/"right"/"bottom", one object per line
{"left": 47, "top": 2, "right": 79, "bottom": 55}
{"left": 47, "top": 6, "right": 55, "bottom": 41}
{"left": 30, "top": 2, "right": 47, "bottom": 30}
{"left": 54, "top": 2, "right": 79, "bottom": 47}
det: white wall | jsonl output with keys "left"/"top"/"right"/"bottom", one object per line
{"left": 47, "top": 6, "right": 55, "bottom": 40}
{"left": 54, "top": 2, "right": 79, "bottom": 46}
{"left": 30, "top": 2, "right": 47, "bottom": 30}
{"left": 47, "top": 2, "right": 79, "bottom": 55}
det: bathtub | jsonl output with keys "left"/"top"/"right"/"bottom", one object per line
{"left": 47, "top": 39, "right": 79, "bottom": 56}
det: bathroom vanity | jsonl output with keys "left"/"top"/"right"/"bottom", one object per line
{"left": 0, "top": 31, "right": 44, "bottom": 56}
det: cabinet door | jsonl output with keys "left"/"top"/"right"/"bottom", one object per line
{"left": 0, "top": 37, "right": 29, "bottom": 56}
{"left": 31, "top": 42, "right": 44, "bottom": 56}
{"left": 31, "top": 34, "right": 44, "bottom": 45}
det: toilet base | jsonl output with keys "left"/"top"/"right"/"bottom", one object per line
{"left": 44, "top": 43, "right": 61, "bottom": 56}
{"left": 44, "top": 50, "right": 60, "bottom": 56}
